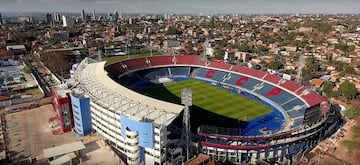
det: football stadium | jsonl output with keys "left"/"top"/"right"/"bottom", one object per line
{"left": 70, "top": 55, "right": 343, "bottom": 165}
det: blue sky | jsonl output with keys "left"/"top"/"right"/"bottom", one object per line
{"left": 0, "top": 0, "right": 359, "bottom": 14}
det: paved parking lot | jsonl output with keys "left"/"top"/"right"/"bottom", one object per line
{"left": 5, "top": 104, "right": 122, "bottom": 164}
{"left": 6, "top": 104, "right": 77, "bottom": 163}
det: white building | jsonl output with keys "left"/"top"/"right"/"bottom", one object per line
{"left": 62, "top": 15, "right": 73, "bottom": 28}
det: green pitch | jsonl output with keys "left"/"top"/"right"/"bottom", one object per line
{"left": 140, "top": 79, "right": 272, "bottom": 124}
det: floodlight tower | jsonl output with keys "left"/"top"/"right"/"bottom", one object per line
{"left": 202, "top": 38, "right": 209, "bottom": 62}
{"left": 181, "top": 88, "right": 192, "bottom": 161}
{"left": 296, "top": 54, "right": 305, "bottom": 85}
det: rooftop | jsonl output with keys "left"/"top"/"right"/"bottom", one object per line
{"left": 6, "top": 45, "right": 26, "bottom": 50}
{"left": 73, "top": 59, "right": 184, "bottom": 126}
{"left": 53, "top": 84, "right": 70, "bottom": 98}
{"left": 43, "top": 141, "right": 85, "bottom": 159}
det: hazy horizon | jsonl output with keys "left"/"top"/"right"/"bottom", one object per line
{"left": 0, "top": 0, "right": 359, "bottom": 14}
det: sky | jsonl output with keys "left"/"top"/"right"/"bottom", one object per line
{"left": 0, "top": 0, "right": 359, "bottom": 14}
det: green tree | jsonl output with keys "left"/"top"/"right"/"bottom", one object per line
{"left": 267, "top": 61, "right": 283, "bottom": 70}
{"left": 344, "top": 65, "right": 355, "bottom": 74}
{"left": 339, "top": 80, "right": 357, "bottom": 100}
{"left": 166, "top": 28, "right": 182, "bottom": 35}
{"left": 343, "top": 107, "right": 359, "bottom": 119}
{"left": 322, "top": 81, "right": 335, "bottom": 96}
{"left": 238, "top": 44, "right": 252, "bottom": 53}
{"left": 213, "top": 49, "right": 225, "bottom": 59}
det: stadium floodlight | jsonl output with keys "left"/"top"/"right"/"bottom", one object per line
{"left": 181, "top": 88, "right": 192, "bottom": 106}
{"left": 181, "top": 88, "right": 192, "bottom": 161}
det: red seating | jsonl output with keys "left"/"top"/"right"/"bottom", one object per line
{"left": 263, "top": 74, "right": 281, "bottom": 84}
{"left": 123, "top": 58, "right": 149, "bottom": 70}
{"left": 200, "top": 141, "right": 271, "bottom": 150}
{"left": 231, "top": 66, "right": 266, "bottom": 79}
{"left": 282, "top": 80, "right": 302, "bottom": 92}
{"left": 208, "top": 62, "right": 232, "bottom": 70}
{"left": 105, "top": 63, "right": 127, "bottom": 77}
{"left": 148, "top": 56, "right": 173, "bottom": 66}
{"left": 175, "top": 55, "right": 201, "bottom": 65}
{"left": 108, "top": 55, "right": 325, "bottom": 107}
{"left": 302, "top": 92, "right": 325, "bottom": 106}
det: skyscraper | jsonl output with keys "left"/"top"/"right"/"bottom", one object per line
{"left": 46, "top": 13, "right": 52, "bottom": 25}
{"left": 0, "top": 13, "right": 3, "bottom": 25}
{"left": 81, "top": 9, "right": 85, "bottom": 22}
{"left": 62, "top": 15, "right": 73, "bottom": 27}
{"left": 113, "top": 10, "right": 119, "bottom": 22}
{"left": 92, "top": 9, "right": 96, "bottom": 21}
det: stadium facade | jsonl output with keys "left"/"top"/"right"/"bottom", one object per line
{"left": 69, "top": 55, "right": 343, "bottom": 165}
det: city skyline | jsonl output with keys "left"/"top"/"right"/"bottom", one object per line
{"left": 0, "top": 0, "right": 359, "bottom": 14}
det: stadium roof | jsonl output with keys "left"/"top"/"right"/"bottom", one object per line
{"left": 74, "top": 58, "right": 184, "bottom": 126}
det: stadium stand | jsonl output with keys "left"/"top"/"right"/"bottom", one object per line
{"left": 281, "top": 80, "right": 302, "bottom": 92}
{"left": 265, "top": 88, "right": 295, "bottom": 105}
{"left": 123, "top": 58, "right": 150, "bottom": 70}
{"left": 148, "top": 56, "right": 174, "bottom": 66}
{"left": 231, "top": 66, "right": 266, "bottom": 79}
{"left": 169, "top": 66, "right": 191, "bottom": 77}
{"left": 175, "top": 55, "right": 201, "bottom": 65}
{"left": 208, "top": 62, "right": 232, "bottom": 70}
{"left": 143, "top": 67, "right": 170, "bottom": 79}
{"left": 118, "top": 73, "right": 143, "bottom": 87}
{"left": 95, "top": 55, "right": 343, "bottom": 165}
{"left": 106, "top": 62, "right": 127, "bottom": 77}
{"left": 253, "top": 83, "right": 274, "bottom": 96}
{"left": 293, "top": 117, "right": 304, "bottom": 127}
{"left": 302, "top": 92, "right": 326, "bottom": 106}
{"left": 282, "top": 99, "right": 306, "bottom": 111}
{"left": 201, "top": 141, "right": 271, "bottom": 150}
{"left": 263, "top": 74, "right": 282, "bottom": 84}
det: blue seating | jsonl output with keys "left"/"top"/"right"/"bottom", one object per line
{"left": 287, "top": 110, "right": 302, "bottom": 118}
{"left": 287, "top": 106, "right": 306, "bottom": 118}
{"left": 293, "top": 117, "right": 304, "bottom": 127}
{"left": 211, "top": 71, "right": 228, "bottom": 81}
{"left": 143, "top": 67, "right": 170, "bottom": 79}
{"left": 195, "top": 68, "right": 228, "bottom": 82}
{"left": 254, "top": 83, "right": 273, "bottom": 95}
{"left": 282, "top": 99, "right": 305, "bottom": 111}
{"left": 170, "top": 67, "right": 190, "bottom": 77}
{"left": 195, "top": 68, "right": 208, "bottom": 78}
{"left": 266, "top": 90, "right": 295, "bottom": 106}
{"left": 118, "top": 73, "right": 142, "bottom": 87}
{"left": 224, "top": 74, "right": 261, "bottom": 91}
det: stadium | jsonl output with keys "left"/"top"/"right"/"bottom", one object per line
{"left": 70, "top": 55, "right": 343, "bottom": 165}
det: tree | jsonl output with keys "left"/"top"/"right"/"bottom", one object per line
{"left": 213, "top": 49, "right": 225, "bottom": 59}
{"left": 344, "top": 65, "right": 355, "bottom": 74}
{"left": 322, "top": 81, "right": 335, "bottom": 97}
{"left": 267, "top": 61, "right": 283, "bottom": 70}
{"left": 238, "top": 44, "right": 252, "bottom": 53}
{"left": 338, "top": 80, "right": 357, "bottom": 100}
{"left": 343, "top": 107, "right": 359, "bottom": 119}
{"left": 166, "top": 28, "right": 181, "bottom": 35}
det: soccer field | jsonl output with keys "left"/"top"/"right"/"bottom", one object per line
{"left": 140, "top": 79, "right": 272, "bottom": 122}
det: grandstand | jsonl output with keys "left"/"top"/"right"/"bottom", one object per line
{"left": 69, "top": 55, "right": 343, "bottom": 165}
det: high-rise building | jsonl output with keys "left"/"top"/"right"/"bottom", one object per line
{"left": 0, "top": 13, "right": 3, "bottom": 25}
{"left": 46, "top": 13, "right": 52, "bottom": 25}
{"left": 92, "top": 9, "right": 96, "bottom": 21}
{"left": 62, "top": 15, "right": 73, "bottom": 27}
{"left": 81, "top": 9, "right": 85, "bottom": 22}
{"left": 113, "top": 10, "right": 119, "bottom": 22}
